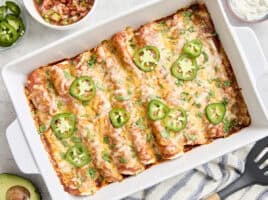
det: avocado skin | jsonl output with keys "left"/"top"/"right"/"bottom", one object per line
{"left": 0, "top": 173, "right": 41, "bottom": 200}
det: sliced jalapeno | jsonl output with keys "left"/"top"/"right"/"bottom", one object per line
{"left": 205, "top": 103, "right": 226, "bottom": 125}
{"left": 6, "top": 14, "right": 25, "bottom": 36}
{"left": 109, "top": 108, "right": 130, "bottom": 128}
{"left": 171, "top": 55, "right": 198, "bottom": 81}
{"left": 66, "top": 144, "right": 90, "bottom": 167}
{"left": 0, "top": 21, "right": 18, "bottom": 47}
{"left": 69, "top": 76, "right": 96, "bottom": 101}
{"left": 163, "top": 108, "right": 187, "bottom": 132}
{"left": 133, "top": 46, "right": 160, "bottom": 72}
{"left": 183, "top": 39, "right": 202, "bottom": 58}
{"left": 148, "top": 99, "right": 168, "bottom": 121}
{"left": 0, "top": 6, "right": 6, "bottom": 21}
{"left": 51, "top": 113, "right": 76, "bottom": 139}
{"left": 6, "top": 1, "right": 20, "bottom": 16}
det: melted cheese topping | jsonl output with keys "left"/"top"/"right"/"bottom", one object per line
{"left": 25, "top": 4, "right": 250, "bottom": 196}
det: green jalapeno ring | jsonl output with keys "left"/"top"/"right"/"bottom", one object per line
{"left": 109, "top": 108, "right": 130, "bottom": 128}
{"left": 183, "top": 39, "right": 203, "bottom": 58}
{"left": 0, "top": 21, "right": 19, "bottom": 47}
{"left": 148, "top": 99, "right": 169, "bottom": 121}
{"left": 0, "top": 6, "right": 7, "bottom": 21}
{"left": 133, "top": 45, "right": 160, "bottom": 72}
{"left": 6, "top": 1, "right": 21, "bottom": 16}
{"left": 51, "top": 113, "right": 76, "bottom": 139}
{"left": 163, "top": 108, "right": 187, "bottom": 132}
{"left": 205, "top": 103, "right": 226, "bottom": 125}
{"left": 69, "top": 76, "right": 96, "bottom": 102}
{"left": 6, "top": 14, "right": 25, "bottom": 36}
{"left": 171, "top": 54, "right": 198, "bottom": 81}
{"left": 66, "top": 144, "right": 91, "bottom": 167}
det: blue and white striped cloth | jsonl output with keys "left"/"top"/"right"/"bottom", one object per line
{"left": 126, "top": 145, "right": 268, "bottom": 200}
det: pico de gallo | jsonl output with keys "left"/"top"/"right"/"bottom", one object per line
{"left": 34, "top": 0, "right": 95, "bottom": 26}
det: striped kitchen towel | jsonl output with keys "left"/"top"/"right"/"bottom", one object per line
{"left": 127, "top": 144, "right": 268, "bottom": 200}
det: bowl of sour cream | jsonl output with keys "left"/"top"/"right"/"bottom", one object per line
{"left": 228, "top": 0, "right": 268, "bottom": 22}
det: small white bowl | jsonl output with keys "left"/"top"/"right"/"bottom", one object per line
{"left": 22, "top": 0, "right": 97, "bottom": 30}
{"left": 227, "top": 0, "right": 268, "bottom": 23}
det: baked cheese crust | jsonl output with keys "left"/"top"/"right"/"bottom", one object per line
{"left": 25, "top": 4, "right": 250, "bottom": 196}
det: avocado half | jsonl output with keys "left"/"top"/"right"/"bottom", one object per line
{"left": 0, "top": 174, "right": 41, "bottom": 200}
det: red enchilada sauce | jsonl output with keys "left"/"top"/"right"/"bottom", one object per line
{"left": 34, "top": 0, "right": 94, "bottom": 26}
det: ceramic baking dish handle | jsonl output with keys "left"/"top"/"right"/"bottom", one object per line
{"left": 234, "top": 27, "right": 268, "bottom": 112}
{"left": 6, "top": 119, "right": 39, "bottom": 174}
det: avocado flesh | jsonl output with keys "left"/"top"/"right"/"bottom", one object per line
{"left": 0, "top": 174, "right": 41, "bottom": 200}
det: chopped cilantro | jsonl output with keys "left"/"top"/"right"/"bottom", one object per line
{"left": 102, "top": 152, "right": 111, "bottom": 163}
{"left": 81, "top": 113, "right": 89, "bottom": 118}
{"left": 180, "top": 29, "right": 186, "bottom": 35}
{"left": 136, "top": 99, "right": 143, "bottom": 106}
{"left": 223, "top": 118, "right": 236, "bottom": 133}
{"left": 128, "top": 38, "right": 136, "bottom": 49}
{"left": 156, "top": 154, "right": 163, "bottom": 160}
{"left": 211, "top": 32, "right": 217, "bottom": 37}
{"left": 95, "top": 82, "right": 104, "bottom": 91}
{"left": 135, "top": 118, "right": 145, "bottom": 129}
{"left": 223, "top": 80, "right": 231, "bottom": 87}
{"left": 127, "top": 89, "right": 133, "bottom": 95}
{"left": 176, "top": 79, "right": 184, "bottom": 87}
{"left": 187, "top": 26, "right": 195, "bottom": 32}
{"left": 181, "top": 92, "right": 191, "bottom": 101}
{"left": 98, "top": 175, "right": 104, "bottom": 183}
{"left": 215, "top": 66, "right": 219, "bottom": 73}
{"left": 87, "top": 128, "right": 91, "bottom": 139}
{"left": 82, "top": 101, "right": 89, "bottom": 106}
{"left": 119, "top": 157, "right": 128, "bottom": 163}
{"left": 196, "top": 112, "right": 203, "bottom": 118}
{"left": 38, "top": 124, "right": 47, "bottom": 134}
{"left": 88, "top": 167, "right": 97, "bottom": 179}
{"left": 45, "top": 70, "right": 50, "bottom": 76}
{"left": 214, "top": 78, "right": 222, "bottom": 88}
{"left": 202, "top": 51, "right": 208, "bottom": 63}
{"left": 47, "top": 80, "right": 54, "bottom": 89}
{"left": 207, "top": 90, "right": 215, "bottom": 99}
{"left": 63, "top": 71, "right": 72, "bottom": 80}
{"left": 159, "top": 83, "right": 164, "bottom": 89}
{"left": 183, "top": 11, "right": 192, "bottom": 23}
{"left": 71, "top": 137, "right": 82, "bottom": 143}
{"left": 114, "top": 95, "right": 130, "bottom": 101}
{"left": 146, "top": 133, "right": 154, "bottom": 142}
{"left": 103, "top": 136, "right": 109, "bottom": 144}
{"left": 193, "top": 102, "right": 201, "bottom": 108}
{"left": 222, "top": 97, "right": 229, "bottom": 106}
{"left": 61, "top": 140, "right": 69, "bottom": 147}
{"left": 57, "top": 101, "right": 63, "bottom": 109}
{"left": 184, "top": 133, "right": 197, "bottom": 141}
{"left": 161, "top": 130, "right": 170, "bottom": 138}
{"left": 87, "top": 55, "right": 97, "bottom": 67}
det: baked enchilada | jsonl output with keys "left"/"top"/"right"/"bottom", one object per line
{"left": 25, "top": 4, "right": 251, "bottom": 196}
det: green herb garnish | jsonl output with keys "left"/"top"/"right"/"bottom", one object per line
{"left": 87, "top": 55, "right": 97, "bottom": 67}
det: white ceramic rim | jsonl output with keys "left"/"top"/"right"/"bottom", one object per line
{"left": 22, "top": 0, "right": 97, "bottom": 30}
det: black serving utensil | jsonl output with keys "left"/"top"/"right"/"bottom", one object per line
{"left": 205, "top": 136, "right": 268, "bottom": 200}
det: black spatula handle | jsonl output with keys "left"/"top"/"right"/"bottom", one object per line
{"left": 205, "top": 172, "right": 255, "bottom": 200}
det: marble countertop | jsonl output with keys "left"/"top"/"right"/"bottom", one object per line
{"left": 0, "top": 0, "right": 267, "bottom": 199}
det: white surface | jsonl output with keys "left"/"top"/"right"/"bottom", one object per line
{"left": 0, "top": 0, "right": 267, "bottom": 199}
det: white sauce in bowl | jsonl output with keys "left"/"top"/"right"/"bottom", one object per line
{"left": 229, "top": 0, "right": 268, "bottom": 21}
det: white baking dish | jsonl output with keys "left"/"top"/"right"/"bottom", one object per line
{"left": 2, "top": 0, "right": 268, "bottom": 199}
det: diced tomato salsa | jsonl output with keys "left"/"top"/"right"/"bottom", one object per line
{"left": 34, "top": 0, "right": 94, "bottom": 26}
